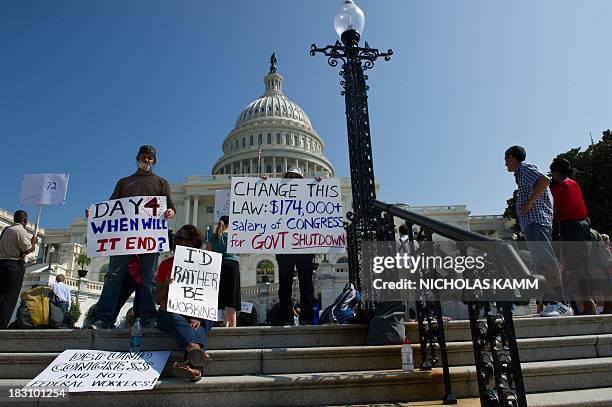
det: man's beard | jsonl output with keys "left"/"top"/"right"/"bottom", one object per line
{"left": 137, "top": 162, "right": 154, "bottom": 172}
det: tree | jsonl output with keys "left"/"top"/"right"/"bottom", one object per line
{"left": 555, "top": 130, "right": 612, "bottom": 234}
{"left": 502, "top": 189, "right": 521, "bottom": 235}
{"left": 76, "top": 253, "right": 91, "bottom": 271}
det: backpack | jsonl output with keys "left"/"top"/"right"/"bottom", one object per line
{"left": 15, "top": 285, "right": 67, "bottom": 328}
{"left": 320, "top": 283, "right": 362, "bottom": 324}
{"left": 365, "top": 301, "right": 407, "bottom": 345}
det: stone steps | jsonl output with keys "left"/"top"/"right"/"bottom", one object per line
{"left": 1, "top": 315, "right": 610, "bottom": 405}
{"left": 2, "top": 358, "right": 612, "bottom": 406}
{"left": 343, "top": 387, "right": 612, "bottom": 406}
{"left": 1, "top": 314, "right": 610, "bottom": 353}
{"left": 2, "top": 334, "right": 611, "bottom": 379}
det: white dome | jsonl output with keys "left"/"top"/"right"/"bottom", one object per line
{"left": 212, "top": 55, "right": 335, "bottom": 178}
{"left": 235, "top": 93, "right": 313, "bottom": 129}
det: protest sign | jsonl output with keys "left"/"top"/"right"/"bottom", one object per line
{"left": 19, "top": 173, "right": 69, "bottom": 206}
{"left": 87, "top": 196, "right": 170, "bottom": 258}
{"left": 241, "top": 302, "right": 254, "bottom": 314}
{"left": 214, "top": 189, "right": 231, "bottom": 220}
{"left": 25, "top": 350, "right": 170, "bottom": 392}
{"left": 229, "top": 177, "right": 346, "bottom": 254}
{"left": 167, "top": 245, "right": 221, "bottom": 321}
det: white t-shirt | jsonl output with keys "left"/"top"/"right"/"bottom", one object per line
{"left": 52, "top": 282, "right": 71, "bottom": 305}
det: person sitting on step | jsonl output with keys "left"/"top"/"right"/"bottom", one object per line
{"left": 155, "top": 224, "right": 213, "bottom": 381}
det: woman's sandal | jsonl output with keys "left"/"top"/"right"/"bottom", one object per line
{"left": 187, "top": 347, "right": 210, "bottom": 367}
{"left": 172, "top": 361, "right": 202, "bottom": 381}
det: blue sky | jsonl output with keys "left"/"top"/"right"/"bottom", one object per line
{"left": 1, "top": 1, "right": 610, "bottom": 228}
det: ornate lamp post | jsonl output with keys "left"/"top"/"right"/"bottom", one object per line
{"left": 46, "top": 246, "right": 56, "bottom": 271}
{"left": 310, "top": 0, "right": 396, "bottom": 295}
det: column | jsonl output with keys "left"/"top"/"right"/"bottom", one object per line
{"left": 305, "top": 161, "right": 309, "bottom": 174}
{"left": 239, "top": 161, "right": 243, "bottom": 174}
{"left": 272, "top": 156, "right": 276, "bottom": 174}
{"left": 230, "top": 162, "right": 234, "bottom": 174}
{"left": 192, "top": 195, "right": 199, "bottom": 227}
{"left": 249, "top": 159, "right": 254, "bottom": 175}
{"left": 284, "top": 158, "right": 288, "bottom": 172}
{"left": 184, "top": 196, "right": 191, "bottom": 224}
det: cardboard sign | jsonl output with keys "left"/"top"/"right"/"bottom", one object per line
{"left": 87, "top": 196, "right": 169, "bottom": 258}
{"left": 19, "top": 173, "right": 69, "bottom": 206}
{"left": 241, "top": 302, "right": 254, "bottom": 314}
{"left": 25, "top": 350, "right": 170, "bottom": 392}
{"left": 166, "top": 245, "right": 221, "bottom": 321}
{"left": 229, "top": 177, "right": 346, "bottom": 254}
{"left": 214, "top": 189, "right": 231, "bottom": 220}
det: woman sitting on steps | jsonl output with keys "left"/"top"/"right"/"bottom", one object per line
{"left": 155, "top": 224, "right": 213, "bottom": 381}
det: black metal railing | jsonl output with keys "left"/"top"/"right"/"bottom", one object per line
{"left": 365, "top": 200, "right": 542, "bottom": 407}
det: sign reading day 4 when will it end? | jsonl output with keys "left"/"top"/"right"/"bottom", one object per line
{"left": 87, "top": 196, "right": 170, "bottom": 258}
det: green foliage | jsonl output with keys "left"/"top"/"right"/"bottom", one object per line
{"left": 503, "top": 129, "right": 611, "bottom": 235}
{"left": 555, "top": 130, "right": 612, "bottom": 234}
{"left": 502, "top": 189, "right": 521, "bottom": 234}
{"left": 76, "top": 253, "right": 91, "bottom": 270}
{"left": 68, "top": 298, "right": 82, "bottom": 326}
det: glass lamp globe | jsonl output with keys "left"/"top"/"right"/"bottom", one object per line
{"left": 334, "top": 0, "right": 365, "bottom": 37}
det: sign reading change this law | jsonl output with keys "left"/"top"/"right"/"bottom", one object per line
{"left": 167, "top": 245, "right": 221, "bottom": 321}
{"left": 19, "top": 173, "right": 69, "bottom": 206}
{"left": 87, "top": 196, "right": 170, "bottom": 257}
{"left": 25, "top": 350, "right": 170, "bottom": 392}
{"left": 229, "top": 177, "right": 346, "bottom": 254}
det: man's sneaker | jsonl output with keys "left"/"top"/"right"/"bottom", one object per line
{"left": 539, "top": 302, "right": 574, "bottom": 317}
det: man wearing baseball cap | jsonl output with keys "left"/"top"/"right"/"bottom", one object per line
{"left": 89, "top": 145, "right": 175, "bottom": 329}
{"left": 275, "top": 166, "right": 316, "bottom": 325}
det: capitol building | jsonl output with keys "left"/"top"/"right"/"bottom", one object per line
{"left": 10, "top": 56, "right": 514, "bottom": 325}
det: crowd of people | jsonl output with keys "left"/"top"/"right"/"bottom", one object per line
{"left": 82, "top": 145, "right": 317, "bottom": 380}
{"left": 1, "top": 143, "right": 610, "bottom": 381}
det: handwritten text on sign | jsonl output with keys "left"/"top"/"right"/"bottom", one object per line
{"left": 87, "top": 196, "right": 169, "bottom": 258}
{"left": 19, "top": 173, "right": 70, "bottom": 206}
{"left": 25, "top": 350, "right": 170, "bottom": 392}
{"left": 229, "top": 177, "right": 346, "bottom": 254}
{"left": 167, "top": 245, "right": 221, "bottom": 321}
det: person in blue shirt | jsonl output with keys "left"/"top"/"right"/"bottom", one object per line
{"left": 207, "top": 215, "right": 241, "bottom": 327}
{"left": 505, "top": 145, "right": 572, "bottom": 317}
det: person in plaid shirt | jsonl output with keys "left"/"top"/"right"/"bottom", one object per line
{"left": 505, "top": 146, "right": 573, "bottom": 317}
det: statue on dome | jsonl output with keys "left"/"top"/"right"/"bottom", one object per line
{"left": 270, "top": 53, "right": 277, "bottom": 73}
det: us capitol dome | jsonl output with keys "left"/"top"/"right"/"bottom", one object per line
{"left": 212, "top": 54, "right": 335, "bottom": 177}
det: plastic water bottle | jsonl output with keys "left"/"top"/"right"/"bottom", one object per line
{"left": 312, "top": 304, "right": 320, "bottom": 325}
{"left": 130, "top": 318, "right": 142, "bottom": 353}
{"left": 401, "top": 338, "right": 414, "bottom": 371}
